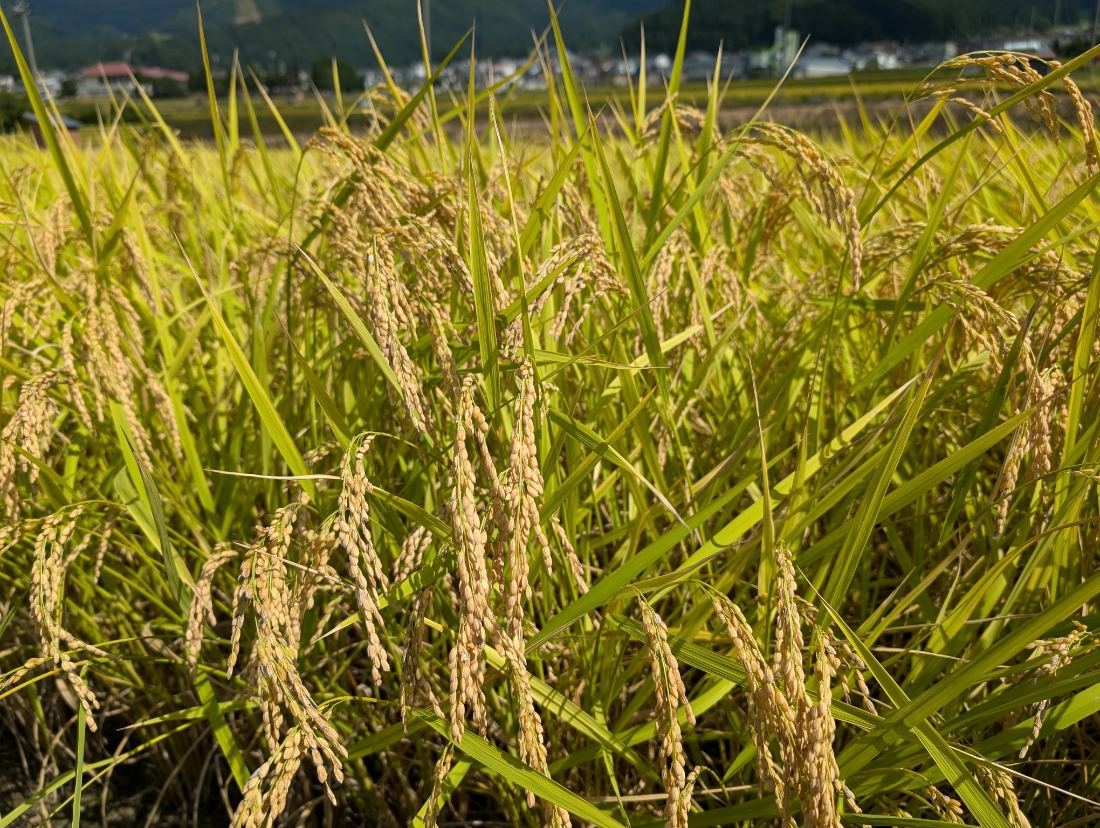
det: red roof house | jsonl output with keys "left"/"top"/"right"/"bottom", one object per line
{"left": 76, "top": 63, "right": 189, "bottom": 97}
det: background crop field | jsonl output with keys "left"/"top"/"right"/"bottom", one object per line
{"left": 53, "top": 65, "right": 1100, "bottom": 142}
{"left": 2, "top": 10, "right": 1100, "bottom": 828}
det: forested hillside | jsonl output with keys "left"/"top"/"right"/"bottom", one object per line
{"left": 627, "top": 0, "right": 1097, "bottom": 52}
{"left": 9, "top": 0, "right": 661, "bottom": 70}
{"left": 7, "top": 0, "right": 1093, "bottom": 72}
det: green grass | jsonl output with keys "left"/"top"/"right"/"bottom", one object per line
{"left": 2, "top": 9, "right": 1100, "bottom": 828}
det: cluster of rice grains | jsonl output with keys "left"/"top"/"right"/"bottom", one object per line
{"left": 937, "top": 52, "right": 1099, "bottom": 173}
{"left": 441, "top": 367, "right": 571, "bottom": 828}
{"left": 637, "top": 600, "right": 698, "bottom": 828}
{"left": 740, "top": 123, "right": 864, "bottom": 289}
{"left": 710, "top": 546, "right": 859, "bottom": 828}
{"left": 0, "top": 371, "right": 64, "bottom": 520}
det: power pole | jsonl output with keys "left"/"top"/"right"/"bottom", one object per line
{"left": 12, "top": 1, "right": 40, "bottom": 82}
{"left": 423, "top": 0, "right": 431, "bottom": 61}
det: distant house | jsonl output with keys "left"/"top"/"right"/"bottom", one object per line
{"left": 136, "top": 66, "right": 190, "bottom": 97}
{"left": 793, "top": 56, "right": 853, "bottom": 79}
{"left": 792, "top": 45, "right": 853, "bottom": 80}
{"left": 136, "top": 66, "right": 190, "bottom": 85}
{"left": 77, "top": 62, "right": 137, "bottom": 97}
{"left": 76, "top": 62, "right": 189, "bottom": 98}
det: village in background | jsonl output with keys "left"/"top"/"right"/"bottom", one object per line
{"left": 1, "top": 7, "right": 1097, "bottom": 106}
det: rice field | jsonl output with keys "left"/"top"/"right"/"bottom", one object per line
{"left": 2, "top": 10, "right": 1100, "bottom": 828}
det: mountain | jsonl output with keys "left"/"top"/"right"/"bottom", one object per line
{"left": 29, "top": 1, "right": 216, "bottom": 34}
{"left": 624, "top": 0, "right": 1100, "bottom": 53}
{"left": 5, "top": 1, "right": 1094, "bottom": 75}
{"left": 4, "top": 1, "right": 664, "bottom": 72}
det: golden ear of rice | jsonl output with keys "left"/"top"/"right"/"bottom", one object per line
{"left": 1019, "top": 621, "right": 1092, "bottom": 759}
{"left": 933, "top": 89, "right": 1005, "bottom": 135}
{"left": 926, "top": 785, "right": 967, "bottom": 824}
{"left": 744, "top": 123, "right": 863, "bottom": 289}
{"left": 185, "top": 542, "right": 238, "bottom": 672}
{"left": 975, "top": 764, "right": 1032, "bottom": 828}
{"left": 334, "top": 435, "right": 392, "bottom": 685}
{"left": 447, "top": 377, "right": 494, "bottom": 743}
{"left": 945, "top": 53, "right": 1058, "bottom": 134}
{"left": 1, "top": 371, "right": 63, "bottom": 520}
{"left": 712, "top": 544, "right": 854, "bottom": 827}
{"left": 218, "top": 502, "right": 347, "bottom": 825}
{"left": 232, "top": 728, "right": 307, "bottom": 828}
{"left": 28, "top": 504, "right": 105, "bottom": 731}
{"left": 638, "top": 599, "right": 695, "bottom": 828}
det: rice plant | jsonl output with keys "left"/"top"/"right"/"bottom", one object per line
{"left": 2, "top": 6, "right": 1100, "bottom": 827}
